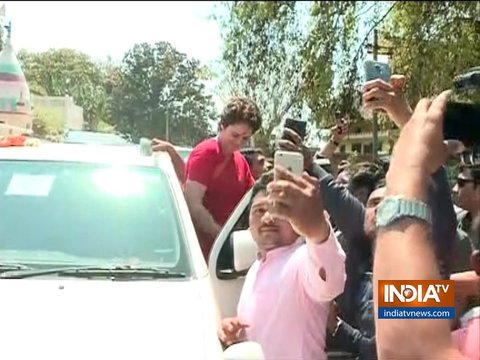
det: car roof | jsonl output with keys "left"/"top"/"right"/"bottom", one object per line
{"left": 0, "top": 143, "right": 172, "bottom": 168}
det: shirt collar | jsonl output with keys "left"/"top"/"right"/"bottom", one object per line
{"left": 256, "top": 236, "right": 305, "bottom": 262}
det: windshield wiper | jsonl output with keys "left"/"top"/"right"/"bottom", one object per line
{"left": 0, "top": 263, "right": 33, "bottom": 273}
{"left": 0, "top": 265, "right": 187, "bottom": 280}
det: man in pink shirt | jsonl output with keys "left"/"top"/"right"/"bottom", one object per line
{"left": 219, "top": 167, "right": 347, "bottom": 360}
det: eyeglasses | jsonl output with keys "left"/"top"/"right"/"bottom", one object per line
{"left": 457, "top": 178, "right": 475, "bottom": 188}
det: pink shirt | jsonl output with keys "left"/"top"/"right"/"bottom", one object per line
{"left": 237, "top": 228, "right": 346, "bottom": 360}
{"left": 451, "top": 307, "right": 480, "bottom": 360}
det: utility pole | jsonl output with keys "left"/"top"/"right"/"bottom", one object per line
{"left": 372, "top": 29, "right": 379, "bottom": 161}
{"left": 366, "top": 29, "right": 392, "bottom": 161}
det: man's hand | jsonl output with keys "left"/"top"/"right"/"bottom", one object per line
{"left": 277, "top": 128, "right": 313, "bottom": 171}
{"left": 218, "top": 317, "right": 249, "bottom": 348}
{"left": 267, "top": 165, "right": 329, "bottom": 241}
{"left": 451, "top": 271, "right": 480, "bottom": 299}
{"left": 327, "top": 301, "right": 341, "bottom": 332}
{"left": 330, "top": 120, "right": 349, "bottom": 144}
{"left": 362, "top": 75, "right": 413, "bottom": 128}
{"left": 151, "top": 138, "right": 173, "bottom": 153}
{"left": 389, "top": 90, "right": 451, "bottom": 179}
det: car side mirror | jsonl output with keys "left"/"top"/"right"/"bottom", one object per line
{"left": 232, "top": 229, "right": 257, "bottom": 273}
{"left": 217, "top": 229, "right": 257, "bottom": 280}
{"left": 223, "top": 341, "right": 265, "bottom": 360}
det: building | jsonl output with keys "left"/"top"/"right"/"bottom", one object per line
{"left": 337, "top": 130, "right": 396, "bottom": 157}
{"left": 31, "top": 94, "right": 84, "bottom": 131}
{"left": 0, "top": 23, "right": 33, "bottom": 136}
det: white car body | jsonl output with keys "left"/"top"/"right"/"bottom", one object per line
{"left": 0, "top": 143, "right": 262, "bottom": 360}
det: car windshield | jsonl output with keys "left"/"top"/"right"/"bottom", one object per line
{"left": 0, "top": 160, "right": 191, "bottom": 276}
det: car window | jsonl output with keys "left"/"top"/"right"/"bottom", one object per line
{"left": 217, "top": 190, "right": 252, "bottom": 273}
{"left": 0, "top": 160, "right": 192, "bottom": 275}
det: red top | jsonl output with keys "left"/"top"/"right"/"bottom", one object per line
{"left": 186, "top": 138, "right": 255, "bottom": 259}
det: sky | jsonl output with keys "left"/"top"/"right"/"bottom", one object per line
{"left": 1, "top": 1, "right": 226, "bottom": 110}
{"left": 2, "top": 1, "right": 222, "bottom": 65}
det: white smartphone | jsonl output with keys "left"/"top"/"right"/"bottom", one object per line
{"left": 274, "top": 151, "right": 304, "bottom": 178}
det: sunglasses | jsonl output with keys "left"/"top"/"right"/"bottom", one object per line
{"left": 457, "top": 178, "right": 475, "bottom": 188}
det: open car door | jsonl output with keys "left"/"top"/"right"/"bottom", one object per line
{"left": 208, "top": 188, "right": 258, "bottom": 318}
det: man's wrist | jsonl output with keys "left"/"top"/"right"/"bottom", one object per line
{"left": 389, "top": 105, "right": 413, "bottom": 129}
{"left": 386, "top": 168, "right": 429, "bottom": 201}
{"left": 307, "top": 216, "right": 330, "bottom": 244}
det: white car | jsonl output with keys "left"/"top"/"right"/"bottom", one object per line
{"left": 0, "top": 142, "right": 263, "bottom": 360}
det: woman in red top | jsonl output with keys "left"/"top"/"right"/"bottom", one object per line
{"left": 185, "top": 97, "right": 262, "bottom": 261}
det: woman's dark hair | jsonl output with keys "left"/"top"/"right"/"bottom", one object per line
{"left": 220, "top": 97, "right": 262, "bottom": 133}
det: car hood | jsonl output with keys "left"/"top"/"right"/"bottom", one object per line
{"left": 0, "top": 278, "right": 211, "bottom": 360}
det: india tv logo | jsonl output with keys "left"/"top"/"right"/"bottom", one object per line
{"left": 378, "top": 280, "right": 455, "bottom": 319}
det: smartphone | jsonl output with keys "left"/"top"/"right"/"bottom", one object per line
{"left": 363, "top": 60, "right": 391, "bottom": 83}
{"left": 284, "top": 118, "right": 307, "bottom": 140}
{"left": 274, "top": 151, "right": 304, "bottom": 179}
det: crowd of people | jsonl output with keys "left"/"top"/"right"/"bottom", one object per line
{"left": 152, "top": 75, "right": 480, "bottom": 360}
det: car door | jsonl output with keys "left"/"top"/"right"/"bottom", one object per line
{"left": 208, "top": 188, "right": 257, "bottom": 318}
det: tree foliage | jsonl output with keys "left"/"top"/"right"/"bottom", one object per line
{"left": 15, "top": 43, "right": 214, "bottom": 145}
{"left": 382, "top": 1, "right": 480, "bottom": 106}
{"left": 216, "top": 1, "right": 390, "bottom": 148}
{"left": 216, "top": 1, "right": 304, "bottom": 149}
{"left": 18, "top": 49, "right": 108, "bottom": 130}
{"left": 108, "top": 42, "right": 215, "bottom": 145}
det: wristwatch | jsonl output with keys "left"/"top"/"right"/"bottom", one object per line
{"left": 376, "top": 196, "right": 432, "bottom": 228}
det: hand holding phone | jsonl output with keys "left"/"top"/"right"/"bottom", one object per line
{"left": 274, "top": 151, "right": 304, "bottom": 179}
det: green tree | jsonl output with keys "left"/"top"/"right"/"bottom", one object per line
{"left": 108, "top": 42, "right": 215, "bottom": 145}
{"left": 17, "top": 49, "right": 108, "bottom": 130}
{"left": 216, "top": 1, "right": 394, "bottom": 147}
{"left": 216, "top": 1, "right": 305, "bottom": 150}
{"left": 382, "top": 1, "right": 480, "bottom": 105}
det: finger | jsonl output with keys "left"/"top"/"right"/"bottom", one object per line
{"left": 413, "top": 98, "right": 432, "bottom": 116}
{"left": 301, "top": 172, "right": 319, "bottom": 188}
{"left": 224, "top": 323, "right": 235, "bottom": 333}
{"left": 273, "top": 165, "right": 305, "bottom": 187}
{"left": 363, "top": 99, "right": 389, "bottom": 111}
{"left": 267, "top": 181, "right": 300, "bottom": 205}
{"left": 362, "top": 79, "right": 394, "bottom": 93}
{"left": 390, "top": 75, "right": 406, "bottom": 89}
{"left": 427, "top": 90, "right": 451, "bottom": 123}
{"left": 268, "top": 197, "right": 292, "bottom": 220}
{"left": 363, "top": 88, "right": 391, "bottom": 104}
{"left": 277, "top": 139, "right": 299, "bottom": 152}
{"left": 282, "top": 127, "right": 303, "bottom": 146}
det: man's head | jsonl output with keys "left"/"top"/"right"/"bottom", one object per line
{"left": 241, "top": 148, "right": 266, "bottom": 180}
{"left": 352, "top": 161, "right": 387, "bottom": 242}
{"left": 348, "top": 162, "right": 385, "bottom": 206}
{"left": 218, "top": 97, "right": 262, "bottom": 154}
{"left": 452, "top": 165, "right": 480, "bottom": 214}
{"left": 248, "top": 171, "right": 299, "bottom": 252}
{"left": 363, "top": 178, "right": 387, "bottom": 241}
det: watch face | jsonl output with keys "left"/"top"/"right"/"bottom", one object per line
{"left": 377, "top": 198, "right": 398, "bottom": 225}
